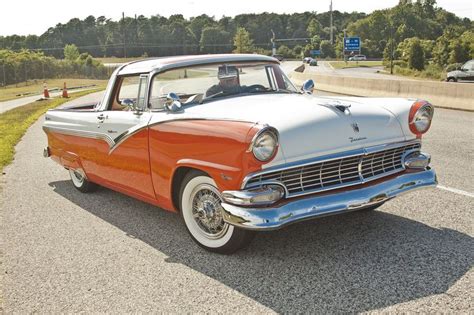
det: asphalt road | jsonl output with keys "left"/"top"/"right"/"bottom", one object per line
{"left": 0, "top": 88, "right": 100, "bottom": 114}
{"left": 1, "top": 65, "right": 473, "bottom": 313}
{"left": 304, "top": 60, "right": 417, "bottom": 81}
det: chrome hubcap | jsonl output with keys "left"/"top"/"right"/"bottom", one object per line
{"left": 191, "top": 184, "right": 228, "bottom": 239}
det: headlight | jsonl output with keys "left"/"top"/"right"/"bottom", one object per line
{"left": 250, "top": 127, "right": 279, "bottom": 162}
{"left": 409, "top": 101, "right": 434, "bottom": 135}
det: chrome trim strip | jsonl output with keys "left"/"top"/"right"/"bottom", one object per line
{"left": 241, "top": 140, "right": 422, "bottom": 196}
{"left": 43, "top": 126, "right": 115, "bottom": 148}
{"left": 108, "top": 120, "right": 151, "bottom": 154}
{"left": 44, "top": 117, "right": 257, "bottom": 155}
{"left": 222, "top": 168, "right": 437, "bottom": 231}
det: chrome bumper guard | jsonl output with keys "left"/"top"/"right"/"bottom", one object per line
{"left": 221, "top": 168, "right": 437, "bottom": 231}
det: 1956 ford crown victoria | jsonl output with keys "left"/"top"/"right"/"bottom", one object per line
{"left": 43, "top": 54, "right": 437, "bottom": 253}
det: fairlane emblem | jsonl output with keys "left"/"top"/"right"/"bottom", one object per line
{"left": 351, "top": 123, "right": 360, "bottom": 133}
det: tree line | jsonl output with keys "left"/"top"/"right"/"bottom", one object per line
{"left": 0, "top": 0, "right": 472, "bottom": 81}
{"left": 0, "top": 46, "right": 108, "bottom": 86}
{"left": 0, "top": 10, "right": 365, "bottom": 58}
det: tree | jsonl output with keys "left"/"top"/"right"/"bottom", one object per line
{"left": 448, "top": 40, "right": 469, "bottom": 64}
{"left": 310, "top": 35, "right": 321, "bottom": 50}
{"left": 277, "top": 45, "right": 294, "bottom": 58}
{"left": 306, "top": 18, "right": 322, "bottom": 37}
{"left": 200, "top": 27, "right": 231, "bottom": 54}
{"left": 320, "top": 40, "right": 335, "bottom": 58}
{"left": 408, "top": 38, "right": 425, "bottom": 70}
{"left": 63, "top": 44, "right": 79, "bottom": 61}
{"left": 293, "top": 45, "right": 303, "bottom": 57}
{"left": 233, "top": 27, "right": 253, "bottom": 54}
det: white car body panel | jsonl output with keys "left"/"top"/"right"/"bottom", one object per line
{"left": 147, "top": 94, "right": 416, "bottom": 168}
{"left": 45, "top": 93, "right": 418, "bottom": 168}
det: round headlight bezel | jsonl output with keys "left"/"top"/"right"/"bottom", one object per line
{"left": 250, "top": 127, "right": 279, "bottom": 162}
{"left": 409, "top": 101, "right": 434, "bottom": 135}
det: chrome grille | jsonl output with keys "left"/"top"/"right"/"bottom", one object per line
{"left": 245, "top": 142, "right": 421, "bottom": 197}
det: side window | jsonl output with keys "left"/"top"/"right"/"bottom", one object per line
{"left": 118, "top": 76, "right": 140, "bottom": 103}
{"left": 110, "top": 75, "right": 147, "bottom": 111}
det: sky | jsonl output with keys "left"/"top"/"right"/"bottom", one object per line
{"left": 0, "top": 0, "right": 472, "bottom": 36}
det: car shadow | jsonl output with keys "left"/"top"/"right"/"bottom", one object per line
{"left": 49, "top": 180, "right": 473, "bottom": 313}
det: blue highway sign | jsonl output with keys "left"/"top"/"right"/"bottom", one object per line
{"left": 344, "top": 37, "right": 361, "bottom": 51}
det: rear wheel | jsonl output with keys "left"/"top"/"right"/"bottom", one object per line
{"left": 68, "top": 168, "right": 97, "bottom": 193}
{"left": 179, "top": 171, "right": 255, "bottom": 254}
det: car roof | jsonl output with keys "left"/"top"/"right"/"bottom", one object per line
{"left": 117, "top": 54, "right": 279, "bottom": 75}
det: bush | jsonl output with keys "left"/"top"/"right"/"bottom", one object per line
{"left": 276, "top": 45, "right": 295, "bottom": 58}
{"left": 445, "top": 63, "right": 463, "bottom": 72}
{"left": 293, "top": 45, "right": 303, "bottom": 58}
{"left": 0, "top": 49, "right": 108, "bottom": 86}
{"left": 408, "top": 39, "right": 425, "bottom": 71}
{"left": 320, "top": 40, "right": 335, "bottom": 58}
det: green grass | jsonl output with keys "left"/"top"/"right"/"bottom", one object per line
{"left": 388, "top": 64, "right": 446, "bottom": 81}
{"left": 0, "top": 78, "right": 108, "bottom": 102}
{"left": 0, "top": 89, "right": 103, "bottom": 173}
{"left": 329, "top": 61, "right": 384, "bottom": 69}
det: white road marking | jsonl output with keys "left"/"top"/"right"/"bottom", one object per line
{"left": 437, "top": 185, "right": 474, "bottom": 198}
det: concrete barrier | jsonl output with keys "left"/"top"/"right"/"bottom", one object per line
{"left": 289, "top": 71, "right": 474, "bottom": 111}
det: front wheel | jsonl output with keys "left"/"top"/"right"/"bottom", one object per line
{"left": 179, "top": 171, "right": 255, "bottom": 254}
{"left": 447, "top": 77, "right": 457, "bottom": 82}
{"left": 68, "top": 168, "right": 97, "bottom": 193}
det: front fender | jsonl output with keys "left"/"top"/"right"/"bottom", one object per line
{"left": 148, "top": 119, "right": 265, "bottom": 212}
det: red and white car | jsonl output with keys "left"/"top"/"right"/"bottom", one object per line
{"left": 43, "top": 54, "right": 437, "bottom": 253}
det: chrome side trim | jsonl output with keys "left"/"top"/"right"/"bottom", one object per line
{"left": 241, "top": 140, "right": 421, "bottom": 197}
{"left": 108, "top": 120, "right": 151, "bottom": 154}
{"left": 222, "top": 168, "right": 437, "bottom": 231}
{"left": 44, "top": 117, "right": 257, "bottom": 155}
{"left": 42, "top": 126, "right": 115, "bottom": 148}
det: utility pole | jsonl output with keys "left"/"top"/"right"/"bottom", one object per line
{"left": 122, "top": 12, "right": 127, "bottom": 58}
{"left": 330, "top": 0, "right": 334, "bottom": 45}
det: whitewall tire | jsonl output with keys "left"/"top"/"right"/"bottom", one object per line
{"left": 179, "top": 171, "right": 254, "bottom": 254}
{"left": 68, "top": 168, "right": 97, "bottom": 193}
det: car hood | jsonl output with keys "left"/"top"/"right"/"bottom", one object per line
{"left": 181, "top": 94, "right": 414, "bottom": 168}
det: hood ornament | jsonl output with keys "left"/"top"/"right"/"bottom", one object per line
{"left": 318, "top": 100, "right": 352, "bottom": 115}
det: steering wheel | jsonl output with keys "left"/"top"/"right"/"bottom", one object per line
{"left": 245, "top": 84, "right": 267, "bottom": 93}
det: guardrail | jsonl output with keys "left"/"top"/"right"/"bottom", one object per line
{"left": 289, "top": 70, "right": 474, "bottom": 111}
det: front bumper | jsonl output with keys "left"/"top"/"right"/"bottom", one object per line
{"left": 221, "top": 168, "right": 437, "bottom": 230}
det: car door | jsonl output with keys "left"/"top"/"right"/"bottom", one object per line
{"left": 89, "top": 74, "right": 156, "bottom": 201}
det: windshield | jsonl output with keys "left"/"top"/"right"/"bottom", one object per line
{"left": 149, "top": 62, "right": 297, "bottom": 110}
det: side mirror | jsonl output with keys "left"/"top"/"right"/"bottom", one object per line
{"left": 301, "top": 79, "right": 314, "bottom": 95}
{"left": 121, "top": 98, "right": 136, "bottom": 110}
{"left": 165, "top": 92, "right": 182, "bottom": 112}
